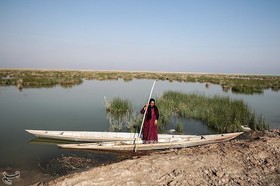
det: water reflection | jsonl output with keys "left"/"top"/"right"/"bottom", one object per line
{"left": 106, "top": 112, "right": 132, "bottom": 131}
{"left": 105, "top": 107, "right": 142, "bottom": 132}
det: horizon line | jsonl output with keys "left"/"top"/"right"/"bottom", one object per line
{"left": 0, "top": 67, "right": 279, "bottom": 76}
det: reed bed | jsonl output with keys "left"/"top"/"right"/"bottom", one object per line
{"left": 105, "top": 98, "right": 138, "bottom": 131}
{"left": 106, "top": 97, "right": 132, "bottom": 115}
{"left": 106, "top": 92, "right": 269, "bottom": 133}
{"left": 1, "top": 69, "right": 279, "bottom": 94}
{"left": 156, "top": 91, "right": 269, "bottom": 133}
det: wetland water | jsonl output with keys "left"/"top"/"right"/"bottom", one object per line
{"left": 1, "top": 79, "right": 280, "bottom": 185}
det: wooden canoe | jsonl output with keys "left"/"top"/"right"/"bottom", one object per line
{"left": 57, "top": 132, "right": 243, "bottom": 151}
{"left": 25, "top": 129, "right": 196, "bottom": 142}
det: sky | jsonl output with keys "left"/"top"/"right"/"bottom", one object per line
{"left": 0, "top": 0, "right": 279, "bottom": 74}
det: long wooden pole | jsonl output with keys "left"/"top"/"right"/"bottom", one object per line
{"left": 134, "top": 80, "right": 156, "bottom": 152}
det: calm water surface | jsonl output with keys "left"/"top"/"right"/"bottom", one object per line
{"left": 1, "top": 79, "right": 279, "bottom": 185}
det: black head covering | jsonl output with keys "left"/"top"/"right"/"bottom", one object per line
{"left": 149, "top": 98, "right": 155, "bottom": 104}
{"left": 146, "top": 98, "right": 158, "bottom": 120}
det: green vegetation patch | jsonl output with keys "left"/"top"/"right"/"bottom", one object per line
{"left": 106, "top": 97, "right": 133, "bottom": 115}
{"left": 1, "top": 69, "right": 279, "bottom": 94}
{"left": 106, "top": 91, "right": 269, "bottom": 133}
{"left": 156, "top": 91, "right": 269, "bottom": 133}
{"left": 105, "top": 98, "right": 138, "bottom": 132}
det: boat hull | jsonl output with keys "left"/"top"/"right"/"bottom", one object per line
{"left": 25, "top": 129, "right": 196, "bottom": 142}
{"left": 58, "top": 132, "right": 243, "bottom": 151}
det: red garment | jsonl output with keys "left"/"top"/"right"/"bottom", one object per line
{"left": 141, "top": 106, "right": 159, "bottom": 143}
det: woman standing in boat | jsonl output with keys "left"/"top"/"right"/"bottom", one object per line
{"left": 140, "top": 98, "right": 159, "bottom": 143}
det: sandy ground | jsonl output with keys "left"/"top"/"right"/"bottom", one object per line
{"left": 35, "top": 131, "right": 280, "bottom": 186}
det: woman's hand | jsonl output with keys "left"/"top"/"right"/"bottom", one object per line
{"left": 154, "top": 119, "right": 158, "bottom": 126}
{"left": 143, "top": 104, "right": 148, "bottom": 110}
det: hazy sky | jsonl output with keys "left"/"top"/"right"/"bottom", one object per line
{"left": 0, "top": 0, "right": 279, "bottom": 74}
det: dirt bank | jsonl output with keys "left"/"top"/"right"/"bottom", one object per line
{"left": 44, "top": 131, "right": 280, "bottom": 186}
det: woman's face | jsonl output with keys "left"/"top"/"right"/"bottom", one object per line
{"left": 149, "top": 101, "right": 155, "bottom": 107}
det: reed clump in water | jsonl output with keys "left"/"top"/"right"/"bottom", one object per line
{"left": 176, "top": 121, "right": 184, "bottom": 133}
{"left": 231, "top": 85, "right": 263, "bottom": 94}
{"left": 156, "top": 91, "right": 269, "bottom": 133}
{"left": 105, "top": 98, "right": 137, "bottom": 131}
{"left": 106, "top": 97, "right": 132, "bottom": 115}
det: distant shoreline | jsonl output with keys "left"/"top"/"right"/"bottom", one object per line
{"left": 1, "top": 68, "right": 279, "bottom": 94}
{"left": 0, "top": 67, "right": 278, "bottom": 76}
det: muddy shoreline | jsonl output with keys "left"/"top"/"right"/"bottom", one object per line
{"left": 33, "top": 130, "right": 280, "bottom": 185}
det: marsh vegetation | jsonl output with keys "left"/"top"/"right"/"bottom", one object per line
{"left": 156, "top": 91, "right": 269, "bottom": 133}
{"left": 0, "top": 69, "right": 275, "bottom": 132}
{"left": 105, "top": 97, "right": 139, "bottom": 131}
{"left": 106, "top": 91, "right": 269, "bottom": 133}
{"left": 1, "top": 69, "right": 279, "bottom": 94}
{"left": 0, "top": 69, "right": 273, "bottom": 132}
